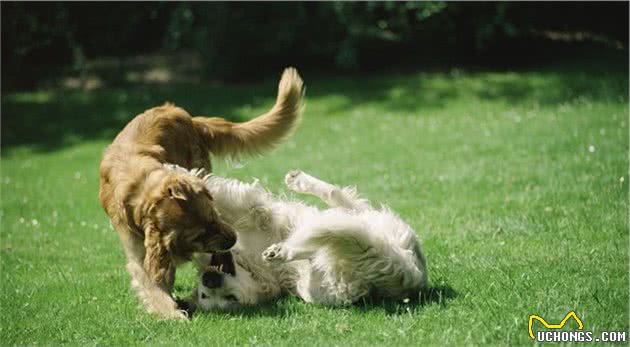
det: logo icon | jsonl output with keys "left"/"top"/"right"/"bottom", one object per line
{"left": 528, "top": 311, "right": 584, "bottom": 339}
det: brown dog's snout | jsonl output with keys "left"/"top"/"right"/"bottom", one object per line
{"left": 203, "top": 222, "right": 237, "bottom": 251}
{"left": 220, "top": 232, "right": 237, "bottom": 250}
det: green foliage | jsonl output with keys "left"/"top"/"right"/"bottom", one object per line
{"left": 1, "top": 57, "right": 628, "bottom": 346}
{"left": 2, "top": 2, "right": 627, "bottom": 87}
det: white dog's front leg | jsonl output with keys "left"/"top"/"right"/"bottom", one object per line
{"left": 262, "top": 243, "right": 315, "bottom": 263}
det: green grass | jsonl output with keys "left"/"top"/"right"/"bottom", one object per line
{"left": 1, "top": 57, "right": 628, "bottom": 346}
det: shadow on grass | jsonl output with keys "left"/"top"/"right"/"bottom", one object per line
{"left": 1, "top": 83, "right": 259, "bottom": 153}
{"left": 186, "top": 283, "right": 457, "bottom": 319}
{"left": 186, "top": 297, "right": 293, "bottom": 320}
{"left": 354, "top": 282, "right": 457, "bottom": 316}
{"left": 2, "top": 47, "right": 626, "bottom": 153}
{"left": 304, "top": 50, "right": 628, "bottom": 116}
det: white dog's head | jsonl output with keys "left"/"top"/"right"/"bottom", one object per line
{"left": 193, "top": 252, "right": 265, "bottom": 310}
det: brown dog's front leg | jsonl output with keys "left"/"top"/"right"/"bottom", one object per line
{"left": 140, "top": 225, "right": 187, "bottom": 320}
{"left": 143, "top": 228, "right": 175, "bottom": 292}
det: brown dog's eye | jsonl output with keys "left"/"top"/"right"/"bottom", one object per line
{"left": 200, "top": 292, "right": 208, "bottom": 299}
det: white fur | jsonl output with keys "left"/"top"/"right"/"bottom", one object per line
{"left": 166, "top": 166, "right": 428, "bottom": 309}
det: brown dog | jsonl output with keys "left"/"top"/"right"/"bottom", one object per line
{"left": 99, "top": 68, "right": 304, "bottom": 319}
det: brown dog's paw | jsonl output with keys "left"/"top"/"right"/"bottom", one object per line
{"left": 175, "top": 297, "right": 195, "bottom": 318}
{"left": 156, "top": 308, "right": 189, "bottom": 321}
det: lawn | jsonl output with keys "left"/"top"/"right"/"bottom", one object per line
{"left": 1, "top": 55, "right": 628, "bottom": 346}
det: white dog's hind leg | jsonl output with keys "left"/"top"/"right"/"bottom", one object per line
{"left": 285, "top": 170, "right": 370, "bottom": 211}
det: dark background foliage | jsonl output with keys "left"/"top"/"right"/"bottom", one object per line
{"left": 2, "top": 2, "right": 628, "bottom": 90}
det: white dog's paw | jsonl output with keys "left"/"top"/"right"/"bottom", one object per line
{"left": 285, "top": 170, "right": 313, "bottom": 193}
{"left": 262, "top": 243, "right": 286, "bottom": 262}
{"left": 284, "top": 170, "right": 302, "bottom": 188}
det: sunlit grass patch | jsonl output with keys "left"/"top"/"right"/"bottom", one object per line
{"left": 1, "top": 60, "right": 628, "bottom": 346}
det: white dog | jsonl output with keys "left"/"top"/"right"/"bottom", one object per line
{"left": 165, "top": 165, "right": 428, "bottom": 309}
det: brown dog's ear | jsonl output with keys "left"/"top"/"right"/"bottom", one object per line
{"left": 143, "top": 223, "right": 175, "bottom": 291}
{"left": 166, "top": 179, "right": 189, "bottom": 201}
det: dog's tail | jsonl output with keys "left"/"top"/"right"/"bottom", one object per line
{"left": 192, "top": 67, "right": 304, "bottom": 158}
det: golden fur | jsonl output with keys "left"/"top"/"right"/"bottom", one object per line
{"left": 98, "top": 68, "right": 304, "bottom": 319}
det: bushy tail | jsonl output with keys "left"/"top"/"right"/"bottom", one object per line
{"left": 192, "top": 67, "right": 304, "bottom": 158}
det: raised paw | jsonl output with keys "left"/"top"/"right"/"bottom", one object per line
{"left": 284, "top": 170, "right": 313, "bottom": 193}
{"left": 284, "top": 170, "right": 302, "bottom": 188}
{"left": 262, "top": 243, "right": 285, "bottom": 262}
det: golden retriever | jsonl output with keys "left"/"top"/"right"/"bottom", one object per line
{"left": 98, "top": 68, "right": 304, "bottom": 319}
